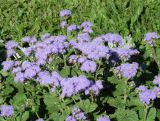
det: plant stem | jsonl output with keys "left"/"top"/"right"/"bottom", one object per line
{"left": 151, "top": 47, "right": 160, "bottom": 72}
{"left": 144, "top": 105, "right": 149, "bottom": 121}
{"left": 124, "top": 78, "right": 128, "bottom": 108}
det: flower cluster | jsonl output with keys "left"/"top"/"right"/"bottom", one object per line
{"left": 66, "top": 107, "right": 87, "bottom": 121}
{"left": 137, "top": 86, "right": 158, "bottom": 105}
{"left": 0, "top": 105, "right": 14, "bottom": 117}
{"left": 97, "top": 116, "right": 110, "bottom": 121}
{"left": 60, "top": 76, "right": 103, "bottom": 98}
{"left": 144, "top": 32, "right": 159, "bottom": 46}
{"left": 137, "top": 74, "right": 160, "bottom": 105}
{"left": 114, "top": 62, "right": 139, "bottom": 79}
{"left": 5, "top": 41, "right": 18, "bottom": 58}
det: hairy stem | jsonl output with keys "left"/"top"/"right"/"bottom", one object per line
{"left": 124, "top": 78, "right": 128, "bottom": 108}
{"left": 144, "top": 105, "right": 149, "bottom": 121}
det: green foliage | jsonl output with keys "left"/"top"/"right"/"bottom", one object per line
{"left": 0, "top": 0, "right": 159, "bottom": 41}
{"left": 115, "top": 109, "right": 139, "bottom": 121}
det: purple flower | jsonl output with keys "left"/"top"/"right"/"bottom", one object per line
{"left": 7, "top": 49, "right": 16, "bottom": 58}
{"left": 67, "top": 24, "right": 77, "bottom": 32}
{"left": 82, "top": 27, "right": 93, "bottom": 33}
{"left": 60, "top": 21, "right": 67, "bottom": 28}
{"left": 60, "top": 9, "right": 71, "bottom": 17}
{"left": 5, "top": 41, "right": 18, "bottom": 49}
{"left": 78, "top": 56, "right": 87, "bottom": 63}
{"left": 97, "top": 116, "right": 110, "bottom": 121}
{"left": 111, "top": 48, "right": 139, "bottom": 61}
{"left": 65, "top": 116, "right": 76, "bottom": 121}
{"left": 69, "top": 55, "right": 78, "bottom": 63}
{"left": 2, "top": 61, "right": 14, "bottom": 71}
{"left": 136, "top": 85, "right": 147, "bottom": 91}
{"left": 102, "top": 33, "right": 123, "bottom": 46}
{"left": 70, "top": 107, "right": 87, "bottom": 120}
{"left": 24, "top": 47, "right": 33, "bottom": 57}
{"left": 139, "top": 88, "right": 157, "bottom": 105}
{"left": 0, "top": 105, "right": 14, "bottom": 117}
{"left": 37, "top": 71, "right": 53, "bottom": 85}
{"left": 85, "top": 80, "right": 103, "bottom": 96}
{"left": 115, "top": 62, "right": 138, "bottom": 79}
{"left": 15, "top": 72, "right": 25, "bottom": 83}
{"left": 12, "top": 67, "right": 22, "bottom": 74}
{"left": 22, "top": 36, "right": 37, "bottom": 43}
{"left": 81, "top": 21, "right": 93, "bottom": 28}
{"left": 153, "top": 74, "right": 160, "bottom": 87}
{"left": 77, "top": 33, "right": 91, "bottom": 42}
{"left": 36, "top": 118, "right": 44, "bottom": 121}
{"left": 60, "top": 76, "right": 91, "bottom": 98}
{"left": 41, "top": 33, "right": 50, "bottom": 40}
{"left": 144, "top": 32, "right": 159, "bottom": 46}
{"left": 50, "top": 87, "right": 56, "bottom": 93}
{"left": 80, "top": 60, "right": 97, "bottom": 73}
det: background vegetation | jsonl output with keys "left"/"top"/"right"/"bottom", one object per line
{"left": 0, "top": 0, "right": 160, "bottom": 42}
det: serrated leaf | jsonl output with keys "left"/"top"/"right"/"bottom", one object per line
{"left": 12, "top": 93, "right": 27, "bottom": 107}
{"left": 21, "top": 111, "right": 29, "bottom": 121}
{"left": 77, "top": 99, "right": 97, "bottom": 113}
{"left": 43, "top": 94, "right": 60, "bottom": 114}
{"left": 115, "top": 109, "right": 139, "bottom": 121}
{"left": 147, "top": 107, "right": 156, "bottom": 121}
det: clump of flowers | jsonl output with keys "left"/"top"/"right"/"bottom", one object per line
{"left": 0, "top": 105, "right": 14, "bottom": 117}
{"left": 114, "top": 62, "right": 139, "bottom": 79}
{"left": 97, "top": 116, "right": 110, "bottom": 121}
{"left": 137, "top": 86, "right": 158, "bottom": 105}
{"left": 144, "top": 32, "right": 159, "bottom": 46}
{"left": 66, "top": 107, "right": 87, "bottom": 121}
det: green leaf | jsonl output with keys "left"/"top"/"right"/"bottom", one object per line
{"left": 107, "top": 97, "right": 125, "bottom": 108}
{"left": 147, "top": 107, "right": 156, "bottom": 121}
{"left": 21, "top": 111, "right": 29, "bottom": 121}
{"left": 60, "top": 66, "right": 70, "bottom": 77}
{"left": 11, "top": 93, "right": 27, "bottom": 107}
{"left": 43, "top": 94, "right": 60, "bottom": 114}
{"left": 115, "top": 109, "right": 139, "bottom": 121}
{"left": 77, "top": 99, "right": 97, "bottom": 113}
{"left": 0, "top": 70, "right": 8, "bottom": 77}
{"left": 3, "top": 86, "right": 14, "bottom": 95}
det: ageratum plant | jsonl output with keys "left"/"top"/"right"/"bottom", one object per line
{"left": 0, "top": 9, "right": 160, "bottom": 121}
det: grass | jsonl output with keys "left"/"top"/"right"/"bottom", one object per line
{"left": 0, "top": 0, "right": 160, "bottom": 42}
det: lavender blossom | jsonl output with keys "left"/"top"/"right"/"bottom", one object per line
{"left": 81, "top": 21, "right": 93, "bottom": 28}
{"left": 60, "top": 9, "right": 71, "bottom": 17}
{"left": 144, "top": 32, "right": 159, "bottom": 46}
{"left": 0, "top": 105, "right": 14, "bottom": 117}
{"left": 5, "top": 41, "right": 18, "bottom": 49}
{"left": 111, "top": 48, "right": 139, "bottom": 61}
{"left": 139, "top": 87, "right": 157, "bottom": 105}
{"left": 97, "top": 116, "right": 110, "bottom": 121}
{"left": 85, "top": 80, "right": 103, "bottom": 95}
{"left": 67, "top": 24, "right": 78, "bottom": 32}
{"left": 60, "top": 76, "right": 91, "bottom": 98}
{"left": 2, "top": 61, "right": 14, "bottom": 71}
{"left": 65, "top": 116, "right": 76, "bottom": 121}
{"left": 71, "top": 107, "right": 87, "bottom": 120}
{"left": 15, "top": 72, "right": 25, "bottom": 83}
{"left": 153, "top": 74, "right": 160, "bottom": 87}
{"left": 7, "top": 49, "right": 16, "bottom": 58}
{"left": 60, "top": 21, "right": 67, "bottom": 28}
{"left": 22, "top": 36, "right": 37, "bottom": 43}
{"left": 69, "top": 55, "right": 78, "bottom": 63}
{"left": 102, "top": 33, "right": 123, "bottom": 46}
{"left": 115, "top": 62, "right": 138, "bottom": 79}
{"left": 80, "top": 60, "right": 97, "bottom": 73}
{"left": 77, "top": 33, "right": 91, "bottom": 42}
